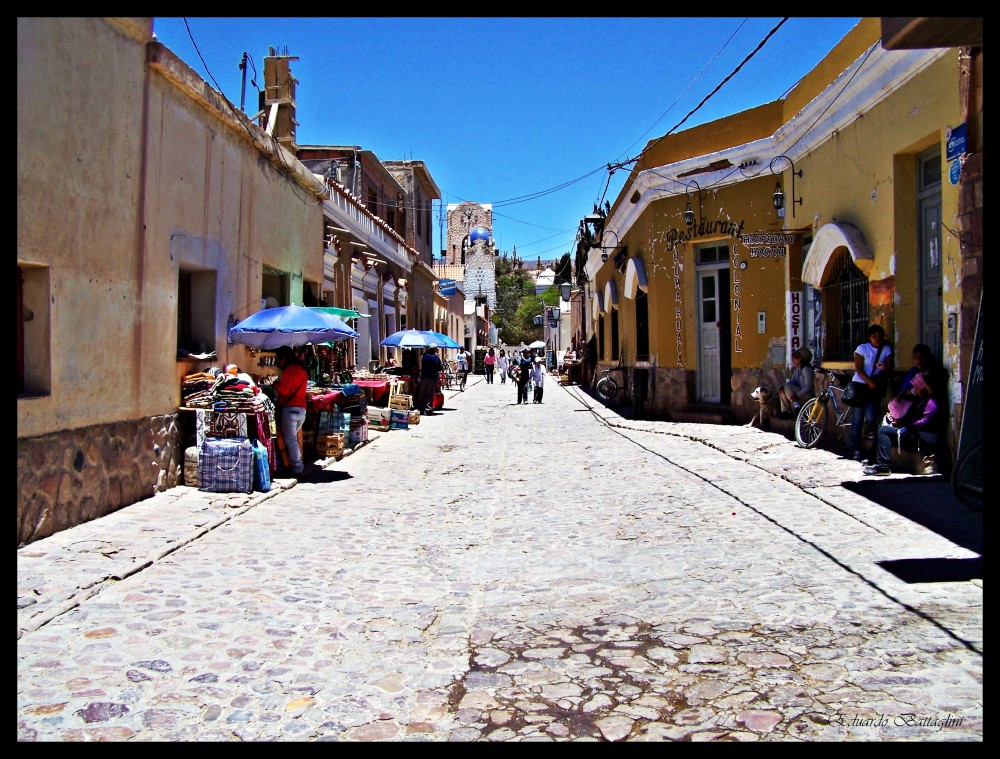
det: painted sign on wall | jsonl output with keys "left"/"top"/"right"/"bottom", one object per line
{"left": 786, "top": 290, "right": 804, "bottom": 366}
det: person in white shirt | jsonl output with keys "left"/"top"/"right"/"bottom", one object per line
{"left": 455, "top": 348, "right": 471, "bottom": 383}
{"left": 850, "top": 324, "right": 893, "bottom": 463}
{"left": 530, "top": 357, "right": 545, "bottom": 404}
{"left": 497, "top": 349, "right": 509, "bottom": 384}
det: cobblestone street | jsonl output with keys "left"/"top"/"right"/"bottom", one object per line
{"left": 17, "top": 375, "right": 983, "bottom": 742}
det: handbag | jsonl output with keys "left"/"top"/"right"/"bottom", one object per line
{"left": 887, "top": 396, "right": 914, "bottom": 423}
{"left": 842, "top": 381, "right": 869, "bottom": 407}
{"left": 843, "top": 344, "right": 885, "bottom": 408}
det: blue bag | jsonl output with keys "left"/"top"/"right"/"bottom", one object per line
{"left": 199, "top": 437, "right": 254, "bottom": 494}
{"left": 252, "top": 439, "right": 271, "bottom": 492}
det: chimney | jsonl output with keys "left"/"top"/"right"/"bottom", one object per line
{"left": 263, "top": 49, "right": 300, "bottom": 152}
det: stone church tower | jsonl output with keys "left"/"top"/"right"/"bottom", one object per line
{"left": 444, "top": 201, "right": 497, "bottom": 309}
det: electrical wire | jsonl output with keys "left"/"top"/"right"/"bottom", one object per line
{"left": 627, "top": 18, "right": 789, "bottom": 172}
{"left": 614, "top": 18, "right": 750, "bottom": 165}
{"left": 180, "top": 19, "right": 321, "bottom": 207}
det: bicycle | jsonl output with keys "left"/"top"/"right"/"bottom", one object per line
{"left": 458, "top": 368, "right": 467, "bottom": 392}
{"left": 794, "top": 367, "right": 855, "bottom": 449}
{"left": 596, "top": 363, "right": 626, "bottom": 404}
{"left": 951, "top": 440, "right": 982, "bottom": 511}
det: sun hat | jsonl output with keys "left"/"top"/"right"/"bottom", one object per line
{"left": 793, "top": 347, "right": 813, "bottom": 364}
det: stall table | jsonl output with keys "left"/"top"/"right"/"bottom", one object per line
{"left": 351, "top": 378, "right": 392, "bottom": 407}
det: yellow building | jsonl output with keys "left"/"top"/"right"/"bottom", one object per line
{"left": 582, "top": 18, "right": 980, "bottom": 458}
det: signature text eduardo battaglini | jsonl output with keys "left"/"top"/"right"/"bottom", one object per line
{"left": 831, "top": 713, "right": 964, "bottom": 731}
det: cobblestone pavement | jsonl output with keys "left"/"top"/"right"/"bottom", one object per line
{"left": 17, "top": 373, "right": 982, "bottom": 741}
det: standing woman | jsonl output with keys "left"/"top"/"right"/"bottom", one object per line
{"left": 272, "top": 345, "right": 308, "bottom": 475}
{"left": 850, "top": 324, "right": 893, "bottom": 463}
{"left": 484, "top": 347, "right": 497, "bottom": 384}
{"left": 497, "top": 349, "right": 509, "bottom": 384}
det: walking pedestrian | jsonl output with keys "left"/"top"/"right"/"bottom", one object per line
{"left": 416, "top": 346, "right": 442, "bottom": 416}
{"left": 484, "top": 347, "right": 496, "bottom": 384}
{"left": 455, "top": 347, "right": 470, "bottom": 389}
{"left": 497, "top": 349, "right": 509, "bottom": 384}
{"left": 530, "top": 357, "right": 545, "bottom": 404}
{"left": 516, "top": 349, "right": 533, "bottom": 404}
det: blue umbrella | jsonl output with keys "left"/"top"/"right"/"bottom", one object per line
{"left": 229, "top": 305, "right": 358, "bottom": 350}
{"left": 381, "top": 329, "right": 458, "bottom": 349}
{"left": 420, "top": 330, "right": 461, "bottom": 349}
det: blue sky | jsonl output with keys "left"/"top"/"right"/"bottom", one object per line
{"left": 152, "top": 17, "right": 861, "bottom": 264}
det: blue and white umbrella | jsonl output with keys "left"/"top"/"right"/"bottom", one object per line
{"left": 228, "top": 305, "right": 358, "bottom": 350}
{"left": 381, "top": 329, "right": 461, "bottom": 350}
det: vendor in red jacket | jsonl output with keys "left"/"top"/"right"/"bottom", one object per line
{"left": 273, "top": 345, "right": 308, "bottom": 475}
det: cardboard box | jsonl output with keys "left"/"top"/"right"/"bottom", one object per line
{"left": 366, "top": 407, "right": 391, "bottom": 431}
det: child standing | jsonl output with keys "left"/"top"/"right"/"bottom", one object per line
{"left": 497, "top": 349, "right": 509, "bottom": 384}
{"left": 530, "top": 357, "right": 545, "bottom": 404}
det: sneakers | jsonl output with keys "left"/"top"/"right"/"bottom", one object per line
{"left": 863, "top": 463, "right": 891, "bottom": 476}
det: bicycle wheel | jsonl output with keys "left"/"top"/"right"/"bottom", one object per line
{"left": 596, "top": 376, "right": 617, "bottom": 403}
{"left": 951, "top": 441, "right": 982, "bottom": 511}
{"left": 459, "top": 372, "right": 466, "bottom": 391}
{"left": 794, "top": 397, "right": 828, "bottom": 448}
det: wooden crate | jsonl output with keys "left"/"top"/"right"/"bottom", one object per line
{"left": 390, "top": 394, "right": 412, "bottom": 410}
{"left": 407, "top": 410, "right": 420, "bottom": 425}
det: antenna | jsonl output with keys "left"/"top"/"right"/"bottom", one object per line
{"left": 239, "top": 52, "right": 248, "bottom": 113}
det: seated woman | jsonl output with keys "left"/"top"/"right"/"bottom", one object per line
{"left": 864, "top": 345, "right": 944, "bottom": 476}
{"left": 777, "top": 347, "right": 814, "bottom": 419}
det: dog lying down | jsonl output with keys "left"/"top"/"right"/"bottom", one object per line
{"left": 748, "top": 386, "right": 776, "bottom": 428}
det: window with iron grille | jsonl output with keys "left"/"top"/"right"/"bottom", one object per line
{"left": 821, "top": 249, "right": 869, "bottom": 360}
{"left": 635, "top": 289, "right": 649, "bottom": 361}
{"left": 611, "top": 308, "right": 619, "bottom": 360}
{"left": 598, "top": 314, "right": 605, "bottom": 361}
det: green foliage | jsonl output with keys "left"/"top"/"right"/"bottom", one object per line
{"left": 491, "top": 257, "right": 566, "bottom": 346}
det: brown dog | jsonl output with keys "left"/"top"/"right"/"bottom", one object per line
{"left": 748, "top": 386, "right": 776, "bottom": 428}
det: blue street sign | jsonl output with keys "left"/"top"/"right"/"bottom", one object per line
{"left": 949, "top": 159, "right": 962, "bottom": 186}
{"left": 946, "top": 124, "right": 967, "bottom": 160}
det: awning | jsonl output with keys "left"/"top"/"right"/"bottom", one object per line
{"left": 604, "top": 280, "right": 619, "bottom": 311}
{"left": 310, "top": 306, "right": 371, "bottom": 319}
{"left": 624, "top": 257, "right": 648, "bottom": 299}
{"left": 802, "top": 222, "right": 873, "bottom": 287}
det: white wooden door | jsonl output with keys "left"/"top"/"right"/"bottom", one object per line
{"left": 698, "top": 269, "right": 721, "bottom": 402}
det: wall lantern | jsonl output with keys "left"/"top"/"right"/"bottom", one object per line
{"left": 684, "top": 180, "right": 702, "bottom": 226}
{"left": 560, "top": 282, "right": 572, "bottom": 302}
{"left": 769, "top": 155, "right": 802, "bottom": 219}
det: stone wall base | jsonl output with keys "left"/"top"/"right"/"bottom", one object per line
{"left": 17, "top": 414, "right": 183, "bottom": 547}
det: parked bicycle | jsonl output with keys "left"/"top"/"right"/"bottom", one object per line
{"left": 596, "top": 363, "right": 626, "bottom": 404}
{"left": 794, "top": 367, "right": 855, "bottom": 449}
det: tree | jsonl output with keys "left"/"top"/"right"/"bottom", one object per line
{"left": 553, "top": 252, "right": 572, "bottom": 287}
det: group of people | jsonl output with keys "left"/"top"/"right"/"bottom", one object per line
{"left": 507, "top": 348, "right": 545, "bottom": 404}
{"left": 776, "top": 323, "right": 945, "bottom": 475}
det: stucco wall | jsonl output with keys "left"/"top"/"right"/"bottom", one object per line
{"left": 18, "top": 18, "right": 326, "bottom": 543}
{"left": 18, "top": 18, "right": 152, "bottom": 436}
